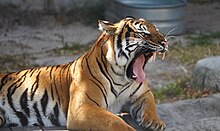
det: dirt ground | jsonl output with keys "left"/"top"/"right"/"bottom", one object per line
{"left": 0, "top": 2, "right": 220, "bottom": 89}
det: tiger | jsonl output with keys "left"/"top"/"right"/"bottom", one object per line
{"left": 0, "top": 17, "right": 168, "bottom": 131}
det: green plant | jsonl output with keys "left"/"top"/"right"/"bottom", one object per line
{"left": 0, "top": 54, "right": 36, "bottom": 73}
{"left": 167, "top": 32, "right": 220, "bottom": 65}
{"left": 153, "top": 81, "right": 185, "bottom": 103}
{"left": 152, "top": 76, "right": 215, "bottom": 103}
{"left": 188, "top": 32, "right": 220, "bottom": 45}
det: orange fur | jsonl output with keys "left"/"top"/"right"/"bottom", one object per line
{"left": 0, "top": 17, "right": 167, "bottom": 130}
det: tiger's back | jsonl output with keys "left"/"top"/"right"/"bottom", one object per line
{"left": 0, "top": 63, "right": 73, "bottom": 127}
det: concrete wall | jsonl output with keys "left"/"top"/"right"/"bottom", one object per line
{"left": 0, "top": 0, "right": 102, "bottom": 12}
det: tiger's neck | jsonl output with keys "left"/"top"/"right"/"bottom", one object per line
{"left": 84, "top": 33, "right": 129, "bottom": 85}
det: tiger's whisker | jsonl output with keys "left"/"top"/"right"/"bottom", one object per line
{"left": 165, "top": 27, "right": 178, "bottom": 40}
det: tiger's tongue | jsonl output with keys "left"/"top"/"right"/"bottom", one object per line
{"left": 133, "top": 54, "right": 145, "bottom": 83}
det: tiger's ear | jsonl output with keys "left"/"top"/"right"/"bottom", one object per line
{"left": 98, "top": 20, "right": 117, "bottom": 35}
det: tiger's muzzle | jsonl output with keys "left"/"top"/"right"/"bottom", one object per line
{"left": 126, "top": 41, "right": 168, "bottom": 83}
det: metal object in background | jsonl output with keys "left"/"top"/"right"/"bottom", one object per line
{"left": 105, "top": 0, "right": 187, "bottom": 35}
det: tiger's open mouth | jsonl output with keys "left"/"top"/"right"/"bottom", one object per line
{"left": 126, "top": 44, "right": 167, "bottom": 83}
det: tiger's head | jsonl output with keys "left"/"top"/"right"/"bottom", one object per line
{"left": 98, "top": 17, "right": 168, "bottom": 83}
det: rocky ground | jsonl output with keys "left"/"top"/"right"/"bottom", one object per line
{"left": 0, "top": 1, "right": 220, "bottom": 131}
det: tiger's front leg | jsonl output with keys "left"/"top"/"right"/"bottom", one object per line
{"left": 66, "top": 90, "right": 135, "bottom": 131}
{"left": 130, "top": 85, "right": 166, "bottom": 130}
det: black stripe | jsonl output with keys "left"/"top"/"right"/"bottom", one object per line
{"left": 101, "top": 56, "right": 124, "bottom": 86}
{"left": 54, "top": 103, "right": 59, "bottom": 120}
{"left": 65, "top": 63, "right": 72, "bottom": 86}
{"left": 85, "top": 58, "right": 108, "bottom": 96}
{"left": 126, "top": 44, "right": 139, "bottom": 57}
{"left": 90, "top": 79, "right": 108, "bottom": 107}
{"left": 31, "top": 71, "right": 41, "bottom": 100}
{"left": 101, "top": 57, "right": 124, "bottom": 86}
{"left": 46, "top": 66, "right": 50, "bottom": 70}
{"left": 55, "top": 65, "right": 60, "bottom": 70}
{"left": 110, "top": 66, "right": 123, "bottom": 76}
{"left": 118, "top": 49, "right": 128, "bottom": 59}
{"left": 50, "top": 84, "right": 54, "bottom": 100}
{"left": 20, "top": 88, "right": 30, "bottom": 117}
{"left": 41, "top": 90, "right": 48, "bottom": 116}
{"left": 125, "top": 30, "right": 130, "bottom": 46}
{"left": 130, "top": 83, "right": 143, "bottom": 97}
{"left": 126, "top": 25, "right": 134, "bottom": 32}
{"left": 50, "top": 66, "right": 55, "bottom": 80}
{"left": 96, "top": 59, "right": 118, "bottom": 97}
{"left": 118, "top": 83, "right": 132, "bottom": 96}
{"left": 125, "top": 44, "right": 139, "bottom": 52}
{"left": 58, "top": 66, "right": 64, "bottom": 92}
{"left": 138, "top": 24, "right": 143, "bottom": 31}
{"left": 86, "top": 93, "right": 100, "bottom": 107}
{"left": 53, "top": 74, "right": 61, "bottom": 104}
{"left": 16, "top": 112, "right": 28, "bottom": 126}
{"left": 33, "top": 102, "right": 44, "bottom": 126}
{"left": 132, "top": 99, "right": 146, "bottom": 119}
{"left": 0, "top": 73, "right": 12, "bottom": 91}
{"left": 49, "top": 103, "right": 60, "bottom": 126}
{"left": 15, "top": 70, "right": 23, "bottom": 75}
{"left": 30, "top": 68, "right": 38, "bottom": 77}
{"left": 8, "top": 83, "right": 29, "bottom": 126}
{"left": 2, "top": 98, "right": 5, "bottom": 105}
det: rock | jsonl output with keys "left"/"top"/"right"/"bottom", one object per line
{"left": 157, "top": 93, "right": 220, "bottom": 129}
{"left": 166, "top": 117, "right": 220, "bottom": 131}
{"left": 121, "top": 94, "right": 220, "bottom": 130}
{"left": 145, "top": 60, "right": 188, "bottom": 89}
{"left": 192, "top": 56, "right": 220, "bottom": 91}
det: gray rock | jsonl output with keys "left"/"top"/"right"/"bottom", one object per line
{"left": 121, "top": 94, "right": 220, "bottom": 130}
{"left": 157, "top": 93, "right": 220, "bottom": 129}
{"left": 192, "top": 56, "right": 220, "bottom": 91}
{"left": 166, "top": 117, "right": 220, "bottom": 131}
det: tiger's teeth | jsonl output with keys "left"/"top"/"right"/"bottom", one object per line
{"left": 158, "top": 52, "right": 165, "bottom": 60}
{"left": 132, "top": 75, "right": 137, "bottom": 78}
{"left": 162, "top": 53, "right": 165, "bottom": 60}
{"left": 153, "top": 52, "right": 156, "bottom": 61}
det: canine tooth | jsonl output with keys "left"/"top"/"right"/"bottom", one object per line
{"left": 153, "top": 52, "right": 157, "bottom": 61}
{"left": 162, "top": 53, "right": 165, "bottom": 60}
{"left": 132, "top": 75, "right": 137, "bottom": 78}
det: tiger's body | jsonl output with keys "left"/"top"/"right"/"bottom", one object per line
{"left": 0, "top": 17, "right": 167, "bottom": 130}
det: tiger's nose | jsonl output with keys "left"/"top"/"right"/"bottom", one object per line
{"left": 161, "top": 41, "right": 168, "bottom": 51}
{"left": 158, "top": 41, "right": 168, "bottom": 53}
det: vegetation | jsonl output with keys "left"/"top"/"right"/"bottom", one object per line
{"left": 52, "top": 42, "right": 92, "bottom": 56}
{"left": 153, "top": 32, "right": 220, "bottom": 103}
{"left": 152, "top": 78, "right": 214, "bottom": 103}
{"left": 0, "top": 54, "right": 36, "bottom": 73}
{"left": 166, "top": 32, "right": 220, "bottom": 65}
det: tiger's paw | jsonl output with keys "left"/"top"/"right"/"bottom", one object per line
{"left": 140, "top": 117, "right": 166, "bottom": 131}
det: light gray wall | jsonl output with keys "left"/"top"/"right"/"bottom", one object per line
{"left": 0, "top": 0, "right": 102, "bottom": 12}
